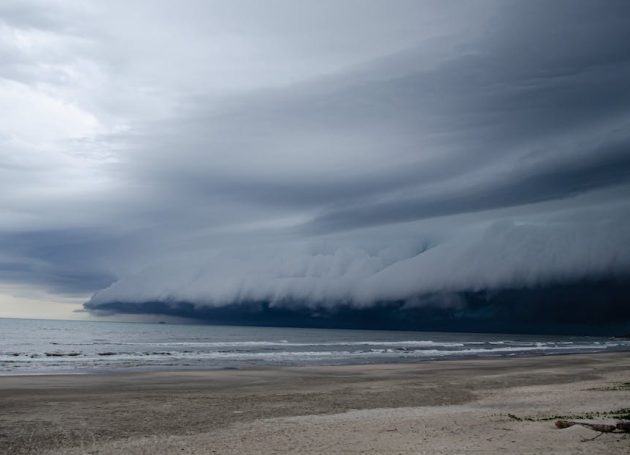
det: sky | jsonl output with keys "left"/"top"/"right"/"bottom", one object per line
{"left": 1, "top": 1, "right": 629, "bottom": 332}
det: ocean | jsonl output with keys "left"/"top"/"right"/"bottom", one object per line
{"left": 1, "top": 318, "right": 629, "bottom": 374}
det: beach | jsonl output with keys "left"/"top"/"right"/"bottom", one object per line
{"left": 1, "top": 352, "right": 629, "bottom": 454}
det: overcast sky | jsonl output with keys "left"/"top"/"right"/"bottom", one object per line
{"left": 1, "top": 0, "right": 629, "bottom": 321}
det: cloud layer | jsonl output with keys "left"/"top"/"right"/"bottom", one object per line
{"left": 1, "top": 1, "right": 629, "bottom": 328}
{"left": 89, "top": 210, "right": 630, "bottom": 309}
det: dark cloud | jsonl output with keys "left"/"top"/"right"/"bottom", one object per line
{"left": 0, "top": 229, "right": 119, "bottom": 294}
{"left": 306, "top": 137, "right": 630, "bottom": 233}
{"left": 111, "top": 0, "right": 630, "bottom": 228}
{"left": 85, "top": 276, "right": 630, "bottom": 336}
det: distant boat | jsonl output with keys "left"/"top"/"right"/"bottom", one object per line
{"left": 158, "top": 321, "right": 167, "bottom": 324}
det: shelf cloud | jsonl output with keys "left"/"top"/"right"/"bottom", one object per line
{"left": 1, "top": 1, "right": 630, "bottom": 330}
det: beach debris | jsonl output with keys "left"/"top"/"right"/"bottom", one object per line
{"left": 507, "top": 412, "right": 630, "bottom": 441}
{"left": 508, "top": 408, "right": 630, "bottom": 423}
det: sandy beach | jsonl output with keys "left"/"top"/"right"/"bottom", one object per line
{"left": 0, "top": 352, "right": 629, "bottom": 454}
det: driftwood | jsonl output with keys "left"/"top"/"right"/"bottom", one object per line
{"left": 555, "top": 419, "right": 628, "bottom": 433}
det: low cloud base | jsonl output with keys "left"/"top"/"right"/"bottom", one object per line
{"left": 85, "top": 276, "right": 630, "bottom": 336}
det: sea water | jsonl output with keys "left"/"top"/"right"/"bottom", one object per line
{"left": 1, "top": 318, "right": 628, "bottom": 374}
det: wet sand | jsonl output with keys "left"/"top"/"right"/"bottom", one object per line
{"left": 1, "top": 352, "right": 629, "bottom": 454}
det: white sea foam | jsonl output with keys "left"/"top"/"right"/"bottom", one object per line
{"left": 105, "top": 340, "right": 467, "bottom": 348}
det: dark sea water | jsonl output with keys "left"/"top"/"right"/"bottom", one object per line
{"left": 1, "top": 318, "right": 629, "bottom": 374}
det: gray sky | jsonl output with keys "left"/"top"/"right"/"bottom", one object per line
{"left": 1, "top": 0, "right": 629, "bottom": 320}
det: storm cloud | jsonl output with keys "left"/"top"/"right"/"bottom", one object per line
{"left": 1, "top": 1, "right": 630, "bottom": 331}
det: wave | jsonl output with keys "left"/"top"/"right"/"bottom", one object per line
{"left": 81, "top": 340, "right": 468, "bottom": 348}
{"left": 1, "top": 341, "right": 623, "bottom": 365}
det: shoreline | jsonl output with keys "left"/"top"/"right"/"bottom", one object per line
{"left": 0, "top": 349, "right": 624, "bottom": 379}
{"left": 1, "top": 352, "right": 629, "bottom": 454}
{"left": 3, "top": 347, "right": 630, "bottom": 378}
